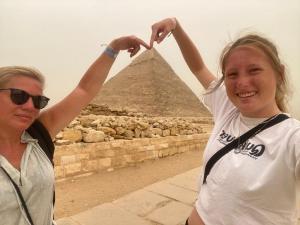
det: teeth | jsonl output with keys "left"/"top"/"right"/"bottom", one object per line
{"left": 238, "top": 92, "right": 256, "bottom": 98}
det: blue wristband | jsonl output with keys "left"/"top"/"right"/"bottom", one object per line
{"left": 104, "top": 46, "right": 119, "bottom": 59}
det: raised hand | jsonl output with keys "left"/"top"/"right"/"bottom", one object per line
{"left": 150, "top": 17, "right": 177, "bottom": 48}
{"left": 109, "top": 35, "right": 150, "bottom": 57}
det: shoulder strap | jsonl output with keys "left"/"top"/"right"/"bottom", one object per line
{"left": 203, "top": 113, "right": 289, "bottom": 184}
{"left": 26, "top": 120, "right": 55, "bottom": 165}
{"left": 1, "top": 166, "right": 35, "bottom": 225}
{"left": 26, "top": 120, "right": 56, "bottom": 209}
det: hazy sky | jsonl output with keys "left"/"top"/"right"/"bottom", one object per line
{"left": 1, "top": 0, "right": 299, "bottom": 118}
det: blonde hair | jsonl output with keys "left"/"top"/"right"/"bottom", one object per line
{"left": 0, "top": 66, "right": 45, "bottom": 88}
{"left": 213, "top": 34, "right": 290, "bottom": 112}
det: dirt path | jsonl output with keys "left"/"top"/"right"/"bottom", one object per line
{"left": 54, "top": 150, "right": 203, "bottom": 219}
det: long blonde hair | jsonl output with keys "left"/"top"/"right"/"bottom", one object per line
{"left": 213, "top": 34, "right": 290, "bottom": 112}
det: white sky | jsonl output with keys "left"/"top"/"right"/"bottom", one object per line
{"left": 1, "top": 0, "right": 299, "bottom": 119}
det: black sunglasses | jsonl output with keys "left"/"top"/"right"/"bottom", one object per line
{"left": 0, "top": 88, "right": 49, "bottom": 109}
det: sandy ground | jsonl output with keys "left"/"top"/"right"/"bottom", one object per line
{"left": 54, "top": 150, "right": 203, "bottom": 219}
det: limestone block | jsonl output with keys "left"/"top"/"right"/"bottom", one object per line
{"left": 74, "top": 126, "right": 92, "bottom": 134}
{"left": 98, "top": 126, "right": 117, "bottom": 136}
{"left": 124, "top": 130, "right": 134, "bottom": 140}
{"left": 77, "top": 153, "right": 89, "bottom": 160}
{"left": 179, "top": 129, "right": 189, "bottom": 135}
{"left": 143, "top": 145, "right": 155, "bottom": 151}
{"left": 54, "top": 165, "right": 65, "bottom": 178}
{"left": 62, "top": 129, "right": 82, "bottom": 142}
{"left": 103, "top": 149, "right": 115, "bottom": 157}
{"left": 123, "top": 154, "right": 135, "bottom": 163}
{"left": 110, "top": 140, "right": 124, "bottom": 148}
{"left": 55, "top": 132, "right": 63, "bottom": 139}
{"left": 55, "top": 139, "right": 72, "bottom": 146}
{"left": 157, "top": 143, "right": 169, "bottom": 149}
{"left": 178, "top": 145, "right": 189, "bottom": 153}
{"left": 79, "top": 117, "right": 95, "bottom": 128}
{"left": 117, "top": 118, "right": 127, "bottom": 128}
{"left": 151, "top": 128, "right": 163, "bottom": 136}
{"left": 112, "top": 156, "right": 127, "bottom": 167}
{"left": 65, "top": 163, "right": 81, "bottom": 175}
{"left": 67, "top": 119, "right": 80, "bottom": 128}
{"left": 82, "top": 160, "right": 98, "bottom": 172}
{"left": 91, "top": 119, "right": 101, "bottom": 126}
{"left": 169, "top": 147, "right": 178, "bottom": 155}
{"left": 134, "top": 128, "right": 141, "bottom": 138}
{"left": 115, "top": 126, "right": 125, "bottom": 135}
{"left": 162, "top": 129, "right": 171, "bottom": 137}
{"left": 136, "top": 121, "right": 149, "bottom": 130}
{"left": 136, "top": 151, "right": 148, "bottom": 162}
{"left": 187, "top": 129, "right": 194, "bottom": 135}
{"left": 61, "top": 155, "right": 77, "bottom": 165}
{"left": 99, "top": 158, "right": 112, "bottom": 168}
{"left": 153, "top": 122, "right": 160, "bottom": 128}
{"left": 83, "top": 130, "right": 105, "bottom": 143}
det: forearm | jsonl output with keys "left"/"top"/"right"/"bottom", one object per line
{"left": 172, "top": 20, "right": 206, "bottom": 75}
{"left": 172, "top": 19, "right": 215, "bottom": 88}
{"left": 77, "top": 45, "right": 116, "bottom": 100}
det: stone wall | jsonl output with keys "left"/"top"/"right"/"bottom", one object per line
{"left": 54, "top": 114, "right": 213, "bottom": 145}
{"left": 54, "top": 133, "right": 210, "bottom": 180}
{"left": 53, "top": 112, "right": 213, "bottom": 180}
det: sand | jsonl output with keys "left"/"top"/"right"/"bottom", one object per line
{"left": 54, "top": 149, "right": 203, "bottom": 219}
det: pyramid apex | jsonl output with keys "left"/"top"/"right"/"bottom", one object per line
{"left": 131, "top": 48, "right": 164, "bottom": 65}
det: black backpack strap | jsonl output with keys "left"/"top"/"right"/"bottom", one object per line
{"left": 26, "top": 120, "right": 56, "bottom": 210}
{"left": 203, "top": 113, "right": 289, "bottom": 184}
{"left": 26, "top": 120, "right": 54, "bottom": 165}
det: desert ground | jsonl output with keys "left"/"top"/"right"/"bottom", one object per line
{"left": 55, "top": 149, "right": 203, "bottom": 219}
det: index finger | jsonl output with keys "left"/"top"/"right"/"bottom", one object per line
{"left": 136, "top": 37, "right": 151, "bottom": 50}
{"left": 150, "top": 26, "right": 159, "bottom": 48}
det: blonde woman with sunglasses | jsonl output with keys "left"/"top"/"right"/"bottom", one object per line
{"left": 0, "top": 36, "right": 149, "bottom": 225}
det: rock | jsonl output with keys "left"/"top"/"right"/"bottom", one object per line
{"left": 83, "top": 130, "right": 105, "bottom": 143}
{"left": 62, "top": 129, "right": 82, "bottom": 142}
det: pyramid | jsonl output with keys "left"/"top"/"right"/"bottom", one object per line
{"left": 91, "top": 48, "right": 211, "bottom": 117}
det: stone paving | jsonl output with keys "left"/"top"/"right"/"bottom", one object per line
{"left": 56, "top": 167, "right": 200, "bottom": 225}
{"left": 56, "top": 166, "right": 300, "bottom": 225}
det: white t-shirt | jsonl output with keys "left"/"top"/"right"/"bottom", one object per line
{"left": 196, "top": 82, "right": 300, "bottom": 225}
{"left": 0, "top": 132, "right": 55, "bottom": 225}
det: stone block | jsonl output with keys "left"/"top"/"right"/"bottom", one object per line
{"left": 62, "top": 129, "right": 82, "bottom": 142}
{"left": 54, "top": 165, "right": 65, "bottom": 179}
{"left": 145, "top": 182, "right": 197, "bottom": 205}
{"left": 82, "top": 160, "right": 98, "bottom": 172}
{"left": 113, "top": 189, "right": 170, "bottom": 216}
{"left": 99, "top": 158, "right": 112, "bottom": 168}
{"left": 61, "top": 155, "right": 77, "bottom": 165}
{"left": 77, "top": 153, "right": 89, "bottom": 160}
{"left": 110, "top": 140, "right": 124, "bottom": 148}
{"left": 146, "top": 201, "right": 193, "bottom": 225}
{"left": 162, "top": 129, "right": 171, "bottom": 137}
{"left": 71, "top": 203, "right": 152, "bottom": 225}
{"left": 83, "top": 130, "right": 105, "bottom": 143}
{"left": 65, "top": 163, "right": 82, "bottom": 176}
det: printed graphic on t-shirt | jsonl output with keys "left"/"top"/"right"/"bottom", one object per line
{"left": 217, "top": 130, "right": 265, "bottom": 159}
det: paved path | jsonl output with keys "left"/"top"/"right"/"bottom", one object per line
{"left": 56, "top": 166, "right": 300, "bottom": 225}
{"left": 56, "top": 167, "right": 201, "bottom": 225}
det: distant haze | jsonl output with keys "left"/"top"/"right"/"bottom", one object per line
{"left": 1, "top": 0, "right": 299, "bottom": 119}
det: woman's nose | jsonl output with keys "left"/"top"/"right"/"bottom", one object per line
{"left": 21, "top": 97, "right": 37, "bottom": 110}
{"left": 236, "top": 74, "right": 250, "bottom": 88}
